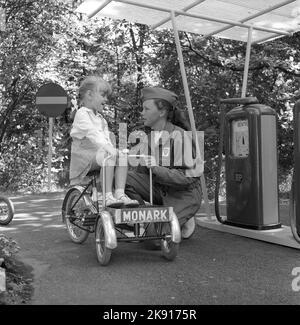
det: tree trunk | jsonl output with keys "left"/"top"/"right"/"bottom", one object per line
{"left": 129, "top": 24, "right": 148, "bottom": 104}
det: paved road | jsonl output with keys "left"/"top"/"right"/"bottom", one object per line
{"left": 0, "top": 192, "right": 300, "bottom": 305}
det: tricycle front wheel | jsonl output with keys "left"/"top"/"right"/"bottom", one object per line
{"left": 160, "top": 222, "right": 179, "bottom": 261}
{"left": 95, "top": 216, "right": 112, "bottom": 266}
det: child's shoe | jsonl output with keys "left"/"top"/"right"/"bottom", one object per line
{"left": 116, "top": 193, "right": 139, "bottom": 208}
{"left": 105, "top": 193, "right": 123, "bottom": 208}
{"left": 97, "top": 192, "right": 103, "bottom": 202}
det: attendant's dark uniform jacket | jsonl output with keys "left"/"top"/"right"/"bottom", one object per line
{"left": 125, "top": 121, "right": 202, "bottom": 225}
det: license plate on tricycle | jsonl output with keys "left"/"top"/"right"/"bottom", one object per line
{"left": 113, "top": 206, "right": 173, "bottom": 224}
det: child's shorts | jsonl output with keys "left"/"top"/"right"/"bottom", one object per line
{"left": 94, "top": 148, "right": 107, "bottom": 167}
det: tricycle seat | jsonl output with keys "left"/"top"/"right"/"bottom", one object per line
{"left": 86, "top": 169, "right": 100, "bottom": 177}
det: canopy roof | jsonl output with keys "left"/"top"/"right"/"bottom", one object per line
{"left": 77, "top": 0, "right": 300, "bottom": 43}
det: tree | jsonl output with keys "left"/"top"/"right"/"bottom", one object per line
{"left": 0, "top": 1, "right": 299, "bottom": 194}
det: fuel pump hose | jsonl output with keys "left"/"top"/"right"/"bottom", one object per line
{"left": 214, "top": 104, "right": 227, "bottom": 224}
{"left": 289, "top": 174, "right": 300, "bottom": 244}
{"left": 288, "top": 101, "right": 300, "bottom": 244}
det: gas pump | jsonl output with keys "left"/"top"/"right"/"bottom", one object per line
{"left": 215, "top": 97, "right": 281, "bottom": 230}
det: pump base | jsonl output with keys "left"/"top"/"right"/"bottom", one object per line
{"left": 196, "top": 215, "right": 300, "bottom": 250}
{"left": 223, "top": 220, "right": 281, "bottom": 230}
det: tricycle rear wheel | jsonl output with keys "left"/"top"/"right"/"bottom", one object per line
{"left": 65, "top": 189, "right": 89, "bottom": 244}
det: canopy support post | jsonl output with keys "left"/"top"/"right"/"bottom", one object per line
{"left": 241, "top": 26, "right": 253, "bottom": 97}
{"left": 170, "top": 11, "right": 211, "bottom": 219}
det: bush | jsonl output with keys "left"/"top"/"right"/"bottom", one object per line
{"left": 0, "top": 234, "right": 20, "bottom": 265}
{"left": 0, "top": 234, "right": 33, "bottom": 305}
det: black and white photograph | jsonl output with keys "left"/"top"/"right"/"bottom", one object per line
{"left": 1, "top": 0, "right": 300, "bottom": 310}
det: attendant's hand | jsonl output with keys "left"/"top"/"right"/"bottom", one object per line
{"left": 119, "top": 149, "right": 129, "bottom": 156}
{"left": 143, "top": 155, "right": 157, "bottom": 168}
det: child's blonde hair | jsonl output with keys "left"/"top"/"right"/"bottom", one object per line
{"left": 78, "top": 76, "right": 112, "bottom": 105}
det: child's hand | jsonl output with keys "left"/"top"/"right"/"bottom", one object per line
{"left": 107, "top": 147, "right": 118, "bottom": 157}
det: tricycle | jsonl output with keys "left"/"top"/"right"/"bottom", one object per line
{"left": 61, "top": 153, "right": 181, "bottom": 266}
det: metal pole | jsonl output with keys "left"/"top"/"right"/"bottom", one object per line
{"left": 201, "top": 0, "right": 296, "bottom": 39}
{"left": 253, "top": 33, "right": 282, "bottom": 45}
{"left": 102, "top": 159, "right": 107, "bottom": 208}
{"left": 48, "top": 117, "right": 53, "bottom": 192}
{"left": 171, "top": 11, "right": 211, "bottom": 219}
{"left": 149, "top": 168, "right": 153, "bottom": 205}
{"left": 86, "top": 0, "right": 113, "bottom": 18}
{"left": 152, "top": 0, "right": 206, "bottom": 29}
{"left": 241, "top": 26, "right": 253, "bottom": 97}
{"left": 171, "top": 11, "right": 196, "bottom": 137}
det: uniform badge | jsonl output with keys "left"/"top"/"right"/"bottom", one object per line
{"left": 162, "top": 147, "right": 170, "bottom": 157}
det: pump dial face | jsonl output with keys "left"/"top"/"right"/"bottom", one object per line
{"left": 231, "top": 119, "right": 249, "bottom": 158}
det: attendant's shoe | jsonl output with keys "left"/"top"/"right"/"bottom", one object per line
{"left": 116, "top": 194, "right": 139, "bottom": 208}
{"left": 105, "top": 193, "right": 124, "bottom": 208}
{"left": 181, "top": 217, "right": 196, "bottom": 239}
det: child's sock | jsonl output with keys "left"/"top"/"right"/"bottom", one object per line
{"left": 115, "top": 189, "right": 125, "bottom": 199}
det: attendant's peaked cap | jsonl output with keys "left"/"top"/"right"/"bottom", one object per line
{"left": 141, "top": 87, "right": 178, "bottom": 106}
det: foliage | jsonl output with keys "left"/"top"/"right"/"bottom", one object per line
{"left": 0, "top": 234, "right": 20, "bottom": 259}
{"left": 0, "top": 235, "right": 33, "bottom": 305}
{"left": 0, "top": 1, "right": 299, "bottom": 197}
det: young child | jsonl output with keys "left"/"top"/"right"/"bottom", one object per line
{"left": 69, "top": 75, "right": 139, "bottom": 208}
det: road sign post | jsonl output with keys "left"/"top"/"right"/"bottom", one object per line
{"left": 48, "top": 117, "right": 54, "bottom": 192}
{"left": 36, "top": 83, "right": 68, "bottom": 192}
